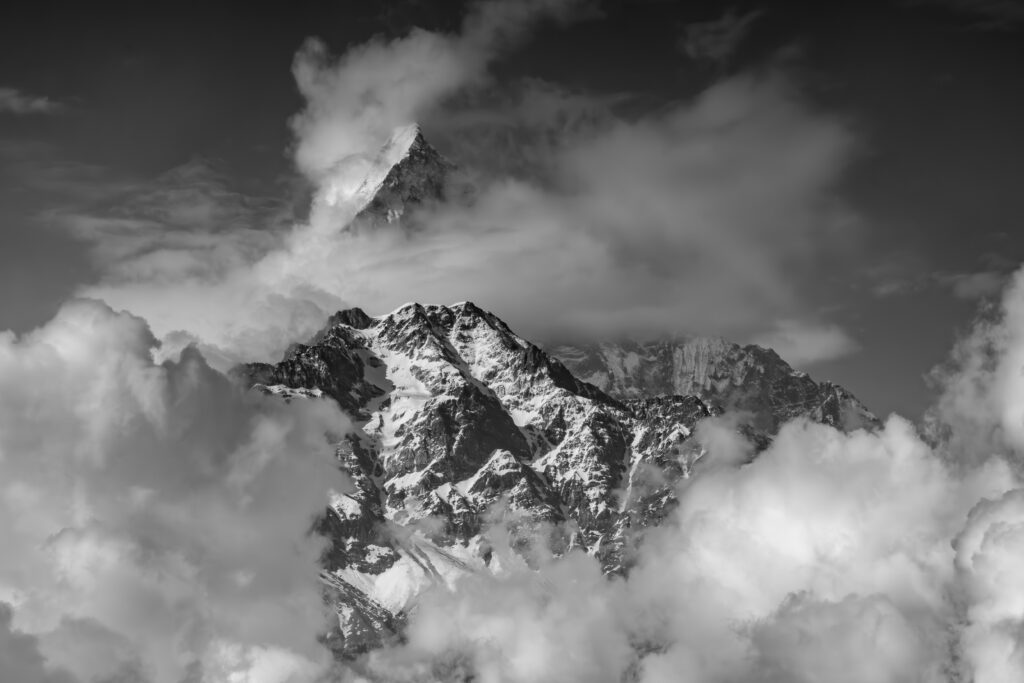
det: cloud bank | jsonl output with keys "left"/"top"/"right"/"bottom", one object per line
{"left": 0, "top": 300, "right": 351, "bottom": 683}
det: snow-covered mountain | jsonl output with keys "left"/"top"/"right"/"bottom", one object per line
{"left": 234, "top": 126, "right": 877, "bottom": 658}
{"left": 236, "top": 302, "right": 875, "bottom": 658}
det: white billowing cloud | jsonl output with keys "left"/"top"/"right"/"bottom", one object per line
{"left": 626, "top": 416, "right": 1011, "bottom": 683}
{"left": 955, "top": 490, "right": 1024, "bottom": 682}
{"left": 749, "top": 318, "right": 861, "bottom": 367}
{"left": 0, "top": 87, "right": 61, "bottom": 115}
{"left": 0, "top": 299, "right": 351, "bottom": 683}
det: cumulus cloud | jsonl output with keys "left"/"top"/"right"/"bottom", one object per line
{"left": 0, "top": 300, "right": 351, "bottom": 683}
{"left": 0, "top": 87, "right": 61, "bottom": 115}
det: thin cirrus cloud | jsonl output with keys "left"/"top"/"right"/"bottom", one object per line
{"left": 69, "top": 0, "right": 863, "bottom": 370}
{"left": 0, "top": 87, "right": 61, "bottom": 115}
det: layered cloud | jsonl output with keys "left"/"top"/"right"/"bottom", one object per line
{"left": 0, "top": 300, "right": 351, "bottom": 683}
{"left": 71, "top": 3, "right": 862, "bottom": 368}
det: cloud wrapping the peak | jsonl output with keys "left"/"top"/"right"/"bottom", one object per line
{"left": 290, "top": 0, "right": 593, "bottom": 185}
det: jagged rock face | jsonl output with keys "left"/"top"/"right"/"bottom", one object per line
{"left": 354, "top": 126, "right": 454, "bottom": 225}
{"left": 236, "top": 303, "right": 695, "bottom": 656}
{"left": 236, "top": 301, "right": 876, "bottom": 659}
{"left": 552, "top": 338, "right": 878, "bottom": 433}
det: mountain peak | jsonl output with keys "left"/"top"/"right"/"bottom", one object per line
{"left": 238, "top": 301, "right": 878, "bottom": 657}
{"left": 353, "top": 124, "right": 454, "bottom": 225}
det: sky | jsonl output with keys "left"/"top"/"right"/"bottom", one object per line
{"left": 2, "top": 0, "right": 1023, "bottom": 420}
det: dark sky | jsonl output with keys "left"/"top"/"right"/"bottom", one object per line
{"left": 2, "top": 0, "right": 1023, "bottom": 420}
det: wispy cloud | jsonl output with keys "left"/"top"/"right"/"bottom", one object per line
{"left": 50, "top": 158, "right": 291, "bottom": 279}
{"left": 678, "top": 7, "right": 765, "bottom": 67}
{"left": 0, "top": 87, "right": 62, "bottom": 115}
